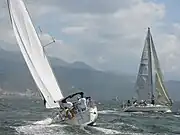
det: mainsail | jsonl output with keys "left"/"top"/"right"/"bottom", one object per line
{"left": 8, "top": 0, "right": 64, "bottom": 108}
{"left": 135, "top": 35, "right": 150, "bottom": 101}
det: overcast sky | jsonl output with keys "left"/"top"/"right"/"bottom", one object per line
{"left": 0, "top": 0, "right": 180, "bottom": 79}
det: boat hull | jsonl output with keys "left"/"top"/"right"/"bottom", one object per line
{"left": 66, "top": 106, "right": 98, "bottom": 126}
{"left": 123, "top": 104, "right": 171, "bottom": 113}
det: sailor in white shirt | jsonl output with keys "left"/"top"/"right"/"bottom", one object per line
{"left": 78, "top": 96, "right": 87, "bottom": 111}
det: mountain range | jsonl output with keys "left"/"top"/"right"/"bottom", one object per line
{"left": 0, "top": 49, "right": 179, "bottom": 101}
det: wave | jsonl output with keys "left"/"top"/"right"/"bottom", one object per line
{"left": 15, "top": 124, "right": 68, "bottom": 135}
{"left": 90, "top": 126, "right": 144, "bottom": 135}
{"left": 98, "top": 110, "right": 118, "bottom": 114}
{"left": 13, "top": 120, "right": 156, "bottom": 135}
{"left": 174, "top": 115, "right": 180, "bottom": 118}
{"left": 98, "top": 110, "right": 133, "bottom": 117}
{"left": 0, "top": 89, "right": 40, "bottom": 99}
{"left": 33, "top": 118, "right": 54, "bottom": 125}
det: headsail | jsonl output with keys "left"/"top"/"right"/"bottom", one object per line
{"left": 150, "top": 33, "right": 172, "bottom": 105}
{"left": 135, "top": 33, "right": 150, "bottom": 101}
{"left": 8, "top": 0, "right": 64, "bottom": 108}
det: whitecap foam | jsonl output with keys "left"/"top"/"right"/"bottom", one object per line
{"left": 131, "top": 112, "right": 144, "bottom": 114}
{"left": 98, "top": 110, "right": 118, "bottom": 114}
{"left": 97, "top": 121, "right": 139, "bottom": 130}
{"left": 15, "top": 124, "right": 68, "bottom": 135}
{"left": 91, "top": 126, "right": 121, "bottom": 134}
{"left": 33, "top": 118, "right": 53, "bottom": 125}
{"left": 14, "top": 121, "right": 146, "bottom": 135}
{"left": 174, "top": 115, "right": 180, "bottom": 118}
{"left": 114, "top": 122, "right": 139, "bottom": 130}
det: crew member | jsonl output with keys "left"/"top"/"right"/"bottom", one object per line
{"left": 78, "top": 92, "right": 87, "bottom": 111}
{"left": 60, "top": 98, "right": 74, "bottom": 119}
{"left": 151, "top": 95, "right": 155, "bottom": 105}
{"left": 86, "top": 96, "right": 91, "bottom": 106}
{"left": 127, "top": 100, "right": 131, "bottom": 106}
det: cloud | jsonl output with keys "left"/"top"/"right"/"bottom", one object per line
{"left": 48, "top": 0, "right": 166, "bottom": 72}
{"left": 155, "top": 33, "right": 180, "bottom": 73}
{"left": 62, "top": 26, "right": 88, "bottom": 35}
{"left": 0, "top": 0, "right": 180, "bottom": 79}
{"left": 33, "top": 0, "right": 129, "bottom": 14}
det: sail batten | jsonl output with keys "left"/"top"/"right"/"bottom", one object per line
{"left": 8, "top": 0, "right": 64, "bottom": 108}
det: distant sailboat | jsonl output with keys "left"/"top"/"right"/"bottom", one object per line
{"left": 122, "top": 28, "right": 173, "bottom": 113}
{"left": 7, "top": 0, "right": 98, "bottom": 125}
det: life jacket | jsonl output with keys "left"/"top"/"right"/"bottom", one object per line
{"left": 65, "top": 109, "right": 75, "bottom": 119}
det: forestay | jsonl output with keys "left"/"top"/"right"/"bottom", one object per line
{"left": 8, "top": 0, "right": 64, "bottom": 108}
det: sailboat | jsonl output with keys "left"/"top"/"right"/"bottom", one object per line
{"left": 7, "top": 0, "right": 98, "bottom": 125}
{"left": 122, "top": 28, "right": 173, "bottom": 113}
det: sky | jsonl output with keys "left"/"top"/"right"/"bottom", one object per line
{"left": 0, "top": 0, "right": 180, "bottom": 80}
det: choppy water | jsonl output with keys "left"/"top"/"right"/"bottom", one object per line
{"left": 0, "top": 96, "right": 180, "bottom": 135}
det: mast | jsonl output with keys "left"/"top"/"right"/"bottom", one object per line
{"left": 147, "top": 27, "right": 154, "bottom": 101}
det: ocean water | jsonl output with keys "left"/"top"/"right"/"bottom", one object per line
{"left": 0, "top": 96, "right": 180, "bottom": 135}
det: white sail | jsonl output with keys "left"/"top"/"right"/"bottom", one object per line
{"left": 135, "top": 33, "right": 150, "bottom": 101}
{"left": 8, "top": 0, "right": 64, "bottom": 108}
{"left": 150, "top": 35, "right": 171, "bottom": 105}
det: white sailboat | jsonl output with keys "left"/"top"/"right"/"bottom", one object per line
{"left": 122, "top": 28, "right": 173, "bottom": 113}
{"left": 7, "top": 0, "right": 98, "bottom": 125}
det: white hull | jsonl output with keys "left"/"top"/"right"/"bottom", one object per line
{"left": 65, "top": 106, "right": 98, "bottom": 126}
{"left": 123, "top": 104, "right": 171, "bottom": 113}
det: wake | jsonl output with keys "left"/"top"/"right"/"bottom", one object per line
{"left": 33, "top": 118, "right": 53, "bottom": 125}
{"left": 14, "top": 117, "right": 144, "bottom": 135}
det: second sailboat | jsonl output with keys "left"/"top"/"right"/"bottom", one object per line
{"left": 122, "top": 28, "right": 173, "bottom": 113}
